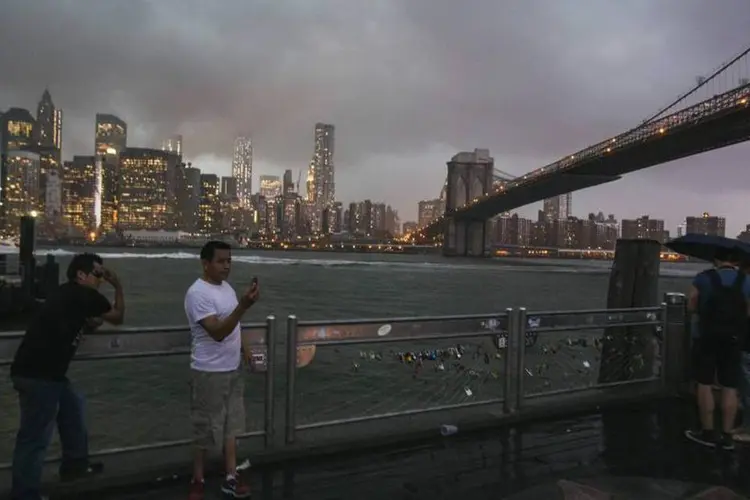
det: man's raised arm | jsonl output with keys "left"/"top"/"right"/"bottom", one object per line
{"left": 188, "top": 284, "right": 259, "bottom": 342}
{"left": 100, "top": 268, "right": 125, "bottom": 325}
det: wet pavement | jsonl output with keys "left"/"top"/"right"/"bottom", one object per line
{"left": 21, "top": 397, "right": 750, "bottom": 499}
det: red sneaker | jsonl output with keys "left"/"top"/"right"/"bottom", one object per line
{"left": 188, "top": 479, "right": 205, "bottom": 500}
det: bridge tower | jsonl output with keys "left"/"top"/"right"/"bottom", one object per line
{"left": 443, "top": 149, "right": 494, "bottom": 257}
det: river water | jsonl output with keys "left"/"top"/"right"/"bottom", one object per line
{"left": 0, "top": 248, "right": 699, "bottom": 462}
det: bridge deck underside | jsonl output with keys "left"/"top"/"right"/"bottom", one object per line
{"left": 425, "top": 103, "right": 750, "bottom": 237}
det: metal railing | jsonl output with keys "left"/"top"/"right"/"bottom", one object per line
{"left": 0, "top": 294, "right": 690, "bottom": 474}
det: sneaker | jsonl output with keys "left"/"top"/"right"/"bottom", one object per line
{"left": 221, "top": 475, "right": 251, "bottom": 498}
{"left": 719, "top": 432, "right": 735, "bottom": 451}
{"left": 189, "top": 479, "right": 205, "bottom": 500}
{"left": 685, "top": 429, "right": 717, "bottom": 448}
{"left": 59, "top": 461, "right": 104, "bottom": 482}
{"left": 732, "top": 428, "right": 750, "bottom": 443}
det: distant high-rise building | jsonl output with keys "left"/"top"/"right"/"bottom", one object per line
{"left": 221, "top": 176, "right": 238, "bottom": 198}
{"left": 231, "top": 136, "right": 252, "bottom": 208}
{"left": 94, "top": 113, "right": 127, "bottom": 232}
{"left": 198, "top": 174, "right": 220, "bottom": 234}
{"left": 621, "top": 215, "right": 666, "bottom": 243}
{"left": 45, "top": 169, "right": 62, "bottom": 218}
{"left": 176, "top": 164, "right": 201, "bottom": 232}
{"left": 34, "top": 90, "right": 63, "bottom": 217}
{"left": 0, "top": 108, "right": 35, "bottom": 226}
{"left": 162, "top": 135, "right": 183, "bottom": 156}
{"left": 418, "top": 199, "right": 444, "bottom": 228}
{"left": 2, "top": 150, "right": 41, "bottom": 232}
{"left": 118, "top": 148, "right": 173, "bottom": 230}
{"left": 685, "top": 212, "right": 726, "bottom": 237}
{"left": 543, "top": 193, "right": 572, "bottom": 221}
{"left": 34, "top": 89, "right": 62, "bottom": 153}
{"left": 283, "top": 169, "right": 295, "bottom": 196}
{"left": 62, "top": 156, "right": 97, "bottom": 234}
{"left": 260, "top": 175, "right": 282, "bottom": 199}
{"left": 306, "top": 123, "right": 335, "bottom": 231}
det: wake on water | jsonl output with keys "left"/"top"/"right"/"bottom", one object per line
{"left": 0, "top": 246, "right": 699, "bottom": 278}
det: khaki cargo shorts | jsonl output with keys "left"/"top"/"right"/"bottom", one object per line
{"left": 190, "top": 369, "right": 245, "bottom": 450}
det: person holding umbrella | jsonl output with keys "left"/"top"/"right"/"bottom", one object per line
{"left": 668, "top": 235, "right": 750, "bottom": 450}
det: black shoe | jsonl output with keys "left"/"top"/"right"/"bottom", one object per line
{"left": 59, "top": 461, "right": 104, "bottom": 482}
{"left": 685, "top": 429, "right": 717, "bottom": 448}
{"left": 719, "top": 432, "right": 736, "bottom": 451}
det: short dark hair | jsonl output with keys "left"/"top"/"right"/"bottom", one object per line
{"left": 715, "top": 248, "right": 740, "bottom": 264}
{"left": 200, "top": 241, "right": 232, "bottom": 261}
{"left": 66, "top": 253, "right": 103, "bottom": 282}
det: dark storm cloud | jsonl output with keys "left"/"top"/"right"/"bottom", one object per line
{"left": 1, "top": 0, "right": 750, "bottom": 228}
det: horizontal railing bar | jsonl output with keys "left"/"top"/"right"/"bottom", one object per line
{"left": 296, "top": 312, "right": 509, "bottom": 328}
{"left": 524, "top": 377, "right": 661, "bottom": 400}
{"left": 0, "top": 349, "right": 192, "bottom": 366}
{"left": 0, "top": 321, "right": 267, "bottom": 340}
{"left": 298, "top": 330, "right": 502, "bottom": 347}
{"left": 531, "top": 320, "right": 661, "bottom": 334}
{"left": 295, "top": 397, "right": 505, "bottom": 431}
{"left": 526, "top": 307, "right": 662, "bottom": 317}
{"left": 0, "top": 430, "right": 265, "bottom": 471}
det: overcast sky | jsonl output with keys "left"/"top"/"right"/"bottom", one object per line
{"left": 2, "top": 0, "right": 750, "bottom": 234}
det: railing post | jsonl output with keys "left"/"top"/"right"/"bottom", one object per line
{"left": 503, "top": 308, "right": 517, "bottom": 414}
{"left": 285, "top": 315, "right": 298, "bottom": 445}
{"left": 661, "top": 293, "right": 688, "bottom": 393}
{"left": 263, "top": 315, "right": 276, "bottom": 449}
{"left": 516, "top": 308, "right": 527, "bottom": 411}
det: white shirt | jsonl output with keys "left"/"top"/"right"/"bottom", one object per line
{"left": 184, "top": 278, "right": 242, "bottom": 372}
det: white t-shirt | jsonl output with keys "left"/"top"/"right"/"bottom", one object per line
{"left": 184, "top": 278, "right": 242, "bottom": 372}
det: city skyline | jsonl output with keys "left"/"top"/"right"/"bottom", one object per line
{"left": 2, "top": 2, "right": 750, "bottom": 232}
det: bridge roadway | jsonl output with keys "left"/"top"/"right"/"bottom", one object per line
{"left": 7, "top": 398, "right": 749, "bottom": 499}
{"left": 419, "top": 83, "right": 750, "bottom": 239}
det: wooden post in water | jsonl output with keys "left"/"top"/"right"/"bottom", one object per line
{"left": 598, "top": 239, "right": 661, "bottom": 384}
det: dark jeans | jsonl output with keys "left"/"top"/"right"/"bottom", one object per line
{"left": 11, "top": 376, "right": 89, "bottom": 500}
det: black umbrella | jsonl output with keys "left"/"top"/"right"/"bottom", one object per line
{"left": 665, "top": 234, "right": 750, "bottom": 262}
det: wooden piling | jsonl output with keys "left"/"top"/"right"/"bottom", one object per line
{"left": 598, "top": 239, "right": 662, "bottom": 384}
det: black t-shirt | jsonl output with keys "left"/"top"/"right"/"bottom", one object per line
{"left": 11, "top": 282, "right": 112, "bottom": 380}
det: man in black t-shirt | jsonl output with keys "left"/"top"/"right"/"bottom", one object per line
{"left": 10, "top": 253, "right": 125, "bottom": 500}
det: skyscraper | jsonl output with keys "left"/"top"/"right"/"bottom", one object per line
{"left": 231, "top": 136, "right": 252, "bottom": 208}
{"left": 543, "top": 193, "right": 572, "bottom": 221}
{"left": 305, "top": 123, "right": 335, "bottom": 231}
{"left": 118, "top": 148, "right": 173, "bottom": 230}
{"left": 94, "top": 113, "right": 127, "bottom": 232}
{"left": 162, "top": 135, "right": 183, "bottom": 156}
{"left": 35, "top": 90, "right": 63, "bottom": 216}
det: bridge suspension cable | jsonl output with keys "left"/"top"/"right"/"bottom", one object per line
{"left": 643, "top": 42, "right": 750, "bottom": 125}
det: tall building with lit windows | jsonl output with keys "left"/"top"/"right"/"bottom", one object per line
{"left": 198, "top": 174, "right": 220, "bottom": 234}
{"left": 305, "top": 123, "right": 335, "bottom": 231}
{"left": 231, "top": 137, "right": 252, "bottom": 209}
{"left": 34, "top": 89, "right": 63, "bottom": 216}
{"left": 117, "top": 148, "right": 173, "bottom": 230}
{"left": 543, "top": 193, "right": 572, "bottom": 221}
{"left": 94, "top": 114, "right": 127, "bottom": 232}
{"left": 62, "top": 156, "right": 97, "bottom": 234}
{"left": 0, "top": 108, "right": 36, "bottom": 231}
{"left": 260, "top": 175, "right": 282, "bottom": 198}
{"left": 685, "top": 212, "right": 726, "bottom": 237}
{"left": 3, "top": 150, "right": 41, "bottom": 233}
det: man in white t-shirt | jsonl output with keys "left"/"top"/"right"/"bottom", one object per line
{"left": 185, "top": 241, "right": 259, "bottom": 500}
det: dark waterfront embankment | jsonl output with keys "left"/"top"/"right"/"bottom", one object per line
{"left": 24, "top": 399, "right": 750, "bottom": 499}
